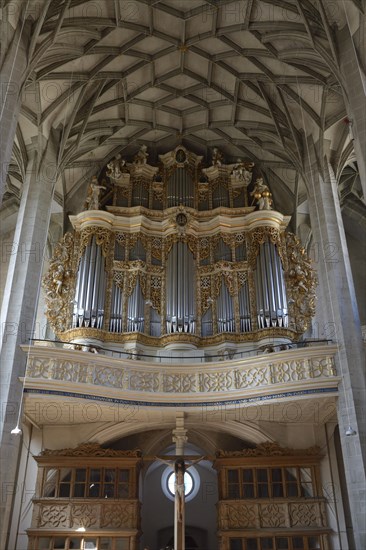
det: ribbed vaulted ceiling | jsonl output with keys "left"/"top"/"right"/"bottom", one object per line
{"left": 4, "top": 0, "right": 364, "bottom": 215}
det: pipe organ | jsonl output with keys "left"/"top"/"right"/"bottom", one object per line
{"left": 44, "top": 146, "right": 317, "bottom": 350}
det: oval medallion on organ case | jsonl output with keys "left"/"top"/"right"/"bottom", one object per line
{"left": 175, "top": 148, "right": 187, "bottom": 163}
{"left": 176, "top": 212, "right": 188, "bottom": 227}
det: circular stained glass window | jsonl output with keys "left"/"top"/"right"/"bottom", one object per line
{"left": 167, "top": 471, "right": 194, "bottom": 497}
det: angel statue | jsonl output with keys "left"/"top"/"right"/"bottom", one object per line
{"left": 212, "top": 147, "right": 224, "bottom": 166}
{"left": 250, "top": 177, "right": 273, "bottom": 210}
{"left": 84, "top": 176, "right": 106, "bottom": 210}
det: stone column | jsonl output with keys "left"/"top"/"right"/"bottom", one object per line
{"left": 0, "top": 134, "right": 58, "bottom": 548}
{"left": 336, "top": 24, "right": 366, "bottom": 198}
{"left": 305, "top": 140, "right": 366, "bottom": 549}
{"left": 0, "top": 14, "right": 30, "bottom": 203}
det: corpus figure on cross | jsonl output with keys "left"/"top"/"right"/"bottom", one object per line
{"left": 157, "top": 455, "right": 204, "bottom": 550}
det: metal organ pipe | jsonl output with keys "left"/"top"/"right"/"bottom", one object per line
{"left": 73, "top": 237, "right": 106, "bottom": 329}
{"left": 167, "top": 168, "right": 194, "bottom": 207}
{"left": 166, "top": 242, "right": 195, "bottom": 333}
{"left": 127, "top": 278, "right": 144, "bottom": 332}
{"left": 216, "top": 277, "right": 235, "bottom": 333}
{"left": 238, "top": 281, "right": 251, "bottom": 332}
{"left": 91, "top": 243, "right": 101, "bottom": 327}
{"left": 255, "top": 241, "right": 287, "bottom": 328}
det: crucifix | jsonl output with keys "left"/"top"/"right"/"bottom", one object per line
{"left": 156, "top": 413, "right": 205, "bottom": 550}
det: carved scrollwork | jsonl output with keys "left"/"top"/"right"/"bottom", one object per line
{"left": 285, "top": 232, "right": 317, "bottom": 333}
{"left": 40, "top": 443, "right": 142, "bottom": 457}
{"left": 150, "top": 275, "right": 162, "bottom": 314}
{"left": 151, "top": 236, "right": 163, "bottom": 259}
{"left": 164, "top": 373, "right": 197, "bottom": 393}
{"left": 71, "top": 504, "right": 98, "bottom": 528}
{"left": 237, "top": 271, "right": 247, "bottom": 288}
{"left": 38, "top": 504, "right": 69, "bottom": 527}
{"left": 221, "top": 503, "right": 257, "bottom": 529}
{"left": 289, "top": 502, "right": 321, "bottom": 527}
{"left": 126, "top": 271, "right": 139, "bottom": 297}
{"left": 247, "top": 226, "right": 284, "bottom": 267}
{"left": 216, "top": 441, "right": 321, "bottom": 458}
{"left": 260, "top": 503, "right": 286, "bottom": 527}
{"left": 200, "top": 275, "right": 212, "bottom": 314}
{"left": 200, "top": 371, "right": 233, "bottom": 392}
{"left": 115, "top": 232, "right": 127, "bottom": 246}
{"left": 113, "top": 270, "right": 124, "bottom": 290}
{"left": 79, "top": 227, "right": 111, "bottom": 259}
{"left": 101, "top": 502, "right": 137, "bottom": 528}
{"left": 43, "top": 232, "right": 75, "bottom": 334}
{"left": 198, "top": 236, "right": 210, "bottom": 259}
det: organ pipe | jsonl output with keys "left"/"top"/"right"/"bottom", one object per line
{"left": 201, "top": 307, "right": 213, "bottom": 337}
{"left": 167, "top": 168, "right": 194, "bottom": 208}
{"left": 255, "top": 241, "right": 287, "bottom": 328}
{"left": 166, "top": 242, "right": 195, "bottom": 333}
{"left": 216, "top": 277, "right": 235, "bottom": 333}
{"left": 73, "top": 237, "right": 106, "bottom": 329}
{"left": 238, "top": 281, "right": 251, "bottom": 332}
{"left": 127, "top": 278, "right": 144, "bottom": 332}
{"left": 109, "top": 282, "right": 123, "bottom": 333}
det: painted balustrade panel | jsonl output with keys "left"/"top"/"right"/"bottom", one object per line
{"left": 24, "top": 346, "right": 338, "bottom": 397}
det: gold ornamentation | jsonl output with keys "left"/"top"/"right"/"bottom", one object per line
{"left": 247, "top": 226, "right": 284, "bottom": 267}
{"left": 113, "top": 270, "right": 124, "bottom": 289}
{"left": 270, "top": 360, "right": 306, "bottom": 383}
{"left": 150, "top": 275, "right": 162, "bottom": 314}
{"left": 237, "top": 271, "right": 247, "bottom": 288}
{"left": 285, "top": 232, "right": 317, "bottom": 333}
{"left": 309, "top": 357, "right": 337, "bottom": 377}
{"left": 151, "top": 236, "right": 163, "bottom": 259}
{"left": 42, "top": 232, "right": 74, "bottom": 334}
{"left": 79, "top": 226, "right": 111, "bottom": 258}
{"left": 40, "top": 443, "right": 142, "bottom": 457}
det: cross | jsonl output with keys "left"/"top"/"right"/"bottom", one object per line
{"left": 156, "top": 413, "right": 205, "bottom": 550}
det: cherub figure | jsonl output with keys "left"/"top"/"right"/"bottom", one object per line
{"left": 232, "top": 159, "right": 254, "bottom": 185}
{"left": 134, "top": 144, "right": 148, "bottom": 164}
{"left": 106, "top": 154, "right": 126, "bottom": 179}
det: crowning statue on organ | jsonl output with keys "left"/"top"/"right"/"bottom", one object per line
{"left": 43, "top": 146, "right": 316, "bottom": 354}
